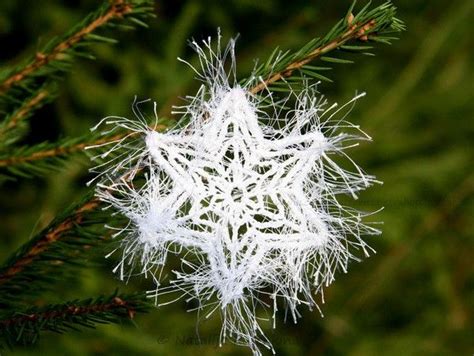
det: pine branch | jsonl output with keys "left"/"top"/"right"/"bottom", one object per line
{"left": 0, "top": 0, "right": 154, "bottom": 348}
{"left": 0, "top": 293, "right": 151, "bottom": 347}
{"left": 0, "top": 123, "right": 168, "bottom": 178}
{"left": 0, "top": 194, "right": 106, "bottom": 306}
{"left": 248, "top": 1, "right": 404, "bottom": 92}
{"left": 0, "top": 0, "right": 154, "bottom": 98}
{"left": 249, "top": 20, "right": 374, "bottom": 94}
{"left": 0, "top": 2, "right": 405, "bottom": 283}
{"left": 0, "top": 198, "right": 100, "bottom": 286}
{"left": 0, "top": 1, "right": 404, "bottom": 178}
{"left": 0, "top": 87, "right": 52, "bottom": 148}
{"left": 0, "top": 134, "right": 121, "bottom": 176}
{"left": 0, "top": 89, "right": 49, "bottom": 134}
{"left": 0, "top": 0, "right": 155, "bottom": 181}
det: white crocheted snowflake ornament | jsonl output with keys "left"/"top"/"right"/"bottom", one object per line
{"left": 88, "top": 35, "right": 381, "bottom": 355}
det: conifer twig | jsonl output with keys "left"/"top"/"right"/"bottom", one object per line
{"left": 0, "top": 0, "right": 135, "bottom": 94}
{"left": 0, "top": 293, "right": 151, "bottom": 346}
{"left": 0, "top": 89, "right": 49, "bottom": 137}
{"left": 249, "top": 17, "right": 376, "bottom": 94}
{"left": 0, "top": 199, "right": 100, "bottom": 286}
{"left": 0, "top": 297, "right": 135, "bottom": 327}
{"left": 0, "top": 2, "right": 401, "bottom": 169}
{"left": 0, "top": 135, "right": 123, "bottom": 168}
{"left": 0, "top": 123, "right": 168, "bottom": 169}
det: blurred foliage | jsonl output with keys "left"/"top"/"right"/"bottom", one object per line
{"left": 0, "top": 0, "right": 472, "bottom": 355}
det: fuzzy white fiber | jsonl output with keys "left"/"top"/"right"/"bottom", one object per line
{"left": 88, "top": 35, "right": 381, "bottom": 355}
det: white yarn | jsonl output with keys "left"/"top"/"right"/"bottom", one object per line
{"left": 88, "top": 34, "right": 381, "bottom": 355}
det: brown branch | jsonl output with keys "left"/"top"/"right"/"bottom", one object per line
{"left": 0, "top": 0, "right": 133, "bottom": 94}
{"left": 0, "top": 297, "right": 136, "bottom": 328}
{"left": 0, "top": 124, "right": 168, "bottom": 168}
{"left": 249, "top": 17, "right": 377, "bottom": 94}
{"left": 0, "top": 89, "right": 49, "bottom": 136}
{"left": 0, "top": 134, "right": 123, "bottom": 168}
{"left": 0, "top": 199, "right": 100, "bottom": 285}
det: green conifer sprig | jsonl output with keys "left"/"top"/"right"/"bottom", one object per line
{"left": 0, "top": 0, "right": 154, "bottom": 105}
{"left": 0, "top": 86, "right": 54, "bottom": 149}
{"left": 0, "top": 194, "right": 104, "bottom": 307}
{"left": 0, "top": 122, "right": 170, "bottom": 181}
{"left": 0, "top": 292, "right": 151, "bottom": 347}
{"left": 0, "top": 0, "right": 155, "bottom": 181}
{"left": 0, "top": 1, "right": 403, "bottom": 181}
{"left": 247, "top": 1, "right": 404, "bottom": 93}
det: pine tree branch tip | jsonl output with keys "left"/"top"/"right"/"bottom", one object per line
{"left": 0, "top": 0, "right": 151, "bottom": 95}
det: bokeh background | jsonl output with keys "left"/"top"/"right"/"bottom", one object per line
{"left": 0, "top": 0, "right": 472, "bottom": 354}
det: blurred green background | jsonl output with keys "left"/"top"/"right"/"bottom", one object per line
{"left": 0, "top": 0, "right": 472, "bottom": 354}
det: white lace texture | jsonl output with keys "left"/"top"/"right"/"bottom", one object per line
{"left": 88, "top": 35, "right": 381, "bottom": 355}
